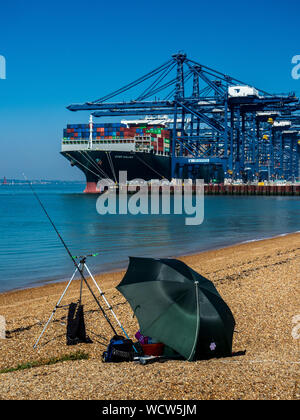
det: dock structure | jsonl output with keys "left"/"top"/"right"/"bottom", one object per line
{"left": 67, "top": 53, "right": 300, "bottom": 184}
{"left": 203, "top": 184, "right": 300, "bottom": 196}
{"left": 100, "top": 183, "right": 300, "bottom": 196}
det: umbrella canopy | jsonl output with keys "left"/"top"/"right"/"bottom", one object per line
{"left": 117, "top": 257, "right": 235, "bottom": 361}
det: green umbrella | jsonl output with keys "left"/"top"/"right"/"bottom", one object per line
{"left": 117, "top": 257, "right": 235, "bottom": 361}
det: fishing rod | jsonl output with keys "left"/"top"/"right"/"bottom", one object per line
{"left": 23, "top": 175, "right": 118, "bottom": 337}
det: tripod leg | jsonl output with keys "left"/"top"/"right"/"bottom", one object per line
{"left": 33, "top": 268, "right": 78, "bottom": 349}
{"left": 84, "top": 263, "right": 137, "bottom": 351}
{"left": 77, "top": 268, "right": 118, "bottom": 335}
{"left": 79, "top": 263, "right": 84, "bottom": 305}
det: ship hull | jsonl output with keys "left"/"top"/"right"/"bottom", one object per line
{"left": 61, "top": 150, "right": 171, "bottom": 192}
{"left": 61, "top": 149, "right": 225, "bottom": 192}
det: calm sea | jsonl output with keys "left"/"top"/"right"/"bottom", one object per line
{"left": 0, "top": 183, "right": 299, "bottom": 292}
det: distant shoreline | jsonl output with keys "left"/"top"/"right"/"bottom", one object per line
{"left": 1, "top": 180, "right": 85, "bottom": 184}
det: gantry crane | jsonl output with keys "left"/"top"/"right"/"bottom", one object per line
{"left": 67, "top": 53, "right": 300, "bottom": 182}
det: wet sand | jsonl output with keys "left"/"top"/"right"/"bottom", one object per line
{"left": 0, "top": 233, "right": 299, "bottom": 400}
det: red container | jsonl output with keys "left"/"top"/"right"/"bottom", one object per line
{"left": 141, "top": 343, "right": 164, "bottom": 356}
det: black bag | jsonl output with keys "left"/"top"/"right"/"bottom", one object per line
{"left": 66, "top": 302, "right": 93, "bottom": 345}
{"left": 102, "top": 335, "right": 137, "bottom": 363}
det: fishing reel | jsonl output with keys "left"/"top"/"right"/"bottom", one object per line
{"left": 72, "top": 253, "right": 99, "bottom": 265}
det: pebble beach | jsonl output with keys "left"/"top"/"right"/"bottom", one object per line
{"left": 0, "top": 233, "right": 299, "bottom": 400}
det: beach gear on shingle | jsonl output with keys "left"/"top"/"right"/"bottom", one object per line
{"left": 135, "top": 330, "right": 149, "bottom": 345}
{"left": 117, "top": 257, "right": 235, "bottom": 361}
{"left": 102, "top": 335, "right": 139, "bottom": 363}
{"left": 66, "top": 302, "right": 93, "bottom": 345}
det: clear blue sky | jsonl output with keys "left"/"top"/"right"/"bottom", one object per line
{"left": 0, "top": 0, "right": 299, "bottom": 180}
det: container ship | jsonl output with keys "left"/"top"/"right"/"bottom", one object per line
{"left": 61, "top": 117, "right": 224, "bottom": 192}
{"left": 61, "top": 117, "right": 173, "bottom": 193}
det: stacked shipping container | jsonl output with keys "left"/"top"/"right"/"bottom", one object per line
{"left": 63, "top": 123, "right": 171, "bottom": 154}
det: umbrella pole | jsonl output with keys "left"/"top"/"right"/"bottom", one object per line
{"left": 187, "top": 281, "right": 200, "bottom": 361}
{"left": 84, "top": 262, "right": 138, "bottom": 353}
